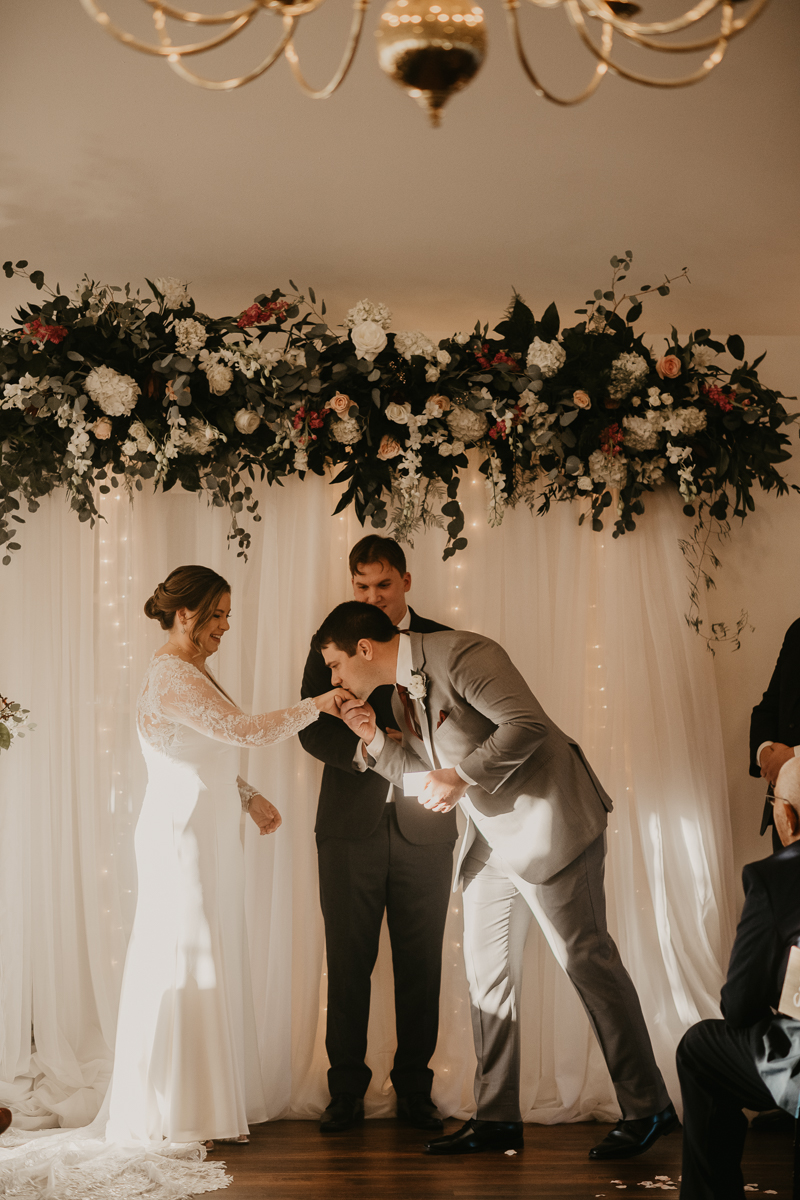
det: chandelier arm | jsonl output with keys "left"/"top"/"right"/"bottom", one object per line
{"left": 79, "top": 0, "right": 258, "bottom": 56}
{"left": 504, "top": 2, "right": 611, "bottom": 105}
{"left": 165, "top": 16, "right": 297, "bottom": 87}
{"left": 140, "top": 0, "right": 259, "bottom": 24}
{"left": 566, "top": 0, "right": 732, "bottom": 86}
{"left": 575, "top": 0, "right": 768, "bottom": 41}
{"left": 284, "top": 0, "right": 371, "bottom": 100}
{"left": 602, "top": 0, "right": 769, "bottom": 53}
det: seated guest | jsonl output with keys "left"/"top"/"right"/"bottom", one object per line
{"left": 676, "top": 757, "right": 800, "bottom": 1200}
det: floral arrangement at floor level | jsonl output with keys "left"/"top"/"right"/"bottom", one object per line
{"left": 0, "top": 254, "right": 796, "bottom": 644}
{"left": 0, "top": 693, "right": 34, "bottom": 754}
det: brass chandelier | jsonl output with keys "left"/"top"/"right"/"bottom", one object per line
{"left": 79, "top": 0, "right": 770, "bottom": 126}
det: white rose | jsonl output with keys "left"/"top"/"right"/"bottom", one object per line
{"left": 436, "top": 350, "right": 451, "bottom": 366}
{"left": 577, "top": 476, "right": 593, "bottom": 491}
{"left": 205, "top": 360, "right": 233, "bottom": 396}
{"left": 351, "top": 320, "right": 388, "bottom": 362}
{"left": 234, "top": 409, "right": 262, "bottom": 435}
{"left": 385, "top": 402, "right": 411, "bottom": 424}
{"left": 425, "top": 364, "right": 441, "bottom": 383}
{"left": 453, "top": 333, "right": 470, "bottom": 345}
{"left": 154, "top": 277, "right": 191, "bottom": 310}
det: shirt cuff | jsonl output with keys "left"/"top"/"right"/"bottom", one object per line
{"left": 352, "top": 746, "right": 368, "bottom": 772}
{"left": 757, "top": 742, "right": 774, "bottom": 767}
{"left": 364, "top": 727, "right": 386, "bottom": 765}
{"left": 455, "top": 763, "right": 476, "bottom": 787}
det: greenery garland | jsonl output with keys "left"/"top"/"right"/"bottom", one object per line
{"left": 0, "top": 693, "right": 34, "bottom": 754}
{"left": 0, "top": 253, "right": 796, "bottom": 643}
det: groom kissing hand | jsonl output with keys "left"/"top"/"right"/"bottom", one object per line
{"left": 315, "top": 600, "right": 678, "bottom": 1162}
{"left": 299, "top": 536, "right": 455, "bottom": 1137}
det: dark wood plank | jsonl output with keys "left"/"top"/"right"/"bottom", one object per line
{"left": 204, "top": 1119, "right": 794, "bottom": 1198}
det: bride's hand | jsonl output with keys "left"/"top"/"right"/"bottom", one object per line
{"left": 315, "top": 687, "right": 355, "bottom": 717}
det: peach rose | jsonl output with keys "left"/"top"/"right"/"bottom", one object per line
{"left": 326, "top": 392, "right": 352, "bottom": 416}
{"left": 377, "top": 434, "right": 402, "bottom": 460}
{"left": 93, "top": 416, "right": 113, "bottom": 440}
{"left": 656, "top": 355, "right": 682, "bottom": 380}
{"left": 573, "top": 390, "right": 591, "bottom": 409}
{"left": 426, "top": 394, "right": 451, "bottom": 418}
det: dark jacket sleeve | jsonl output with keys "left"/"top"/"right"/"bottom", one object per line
{"left": 750, "top": 621, "right": 800, "bottom": 777}
{"left": 721, "top": 864, "right": 782, "bottom": 1027}
{"left": 298, "top": 643, "right": 362, "bottom": 774}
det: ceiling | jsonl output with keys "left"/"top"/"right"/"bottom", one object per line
{"left": 1, "top": 1, "right": 798, "bottom": 339}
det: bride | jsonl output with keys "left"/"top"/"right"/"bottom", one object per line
{"left": 0, "top": 564, "right": 348, "bottom": 1198}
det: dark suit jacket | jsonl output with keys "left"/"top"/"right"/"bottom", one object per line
{"left": 721, "top": 842, "right": 800, "bottom": 1115}
{"left": 749, "top": 619, "right": 800, "bottom": 834}
{"left": 299, "top": 606, "right": 457, "bottom": 845}
{"left": 749, "top": 619, "right": 800, "bottom": 777}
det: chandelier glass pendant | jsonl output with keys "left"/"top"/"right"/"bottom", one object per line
{"left": 79, "top": 0, "right": 770, "bottom": 126}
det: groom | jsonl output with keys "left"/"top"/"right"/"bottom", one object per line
{"left": 314, "top": 602, "right": 678, "bottom": 1159}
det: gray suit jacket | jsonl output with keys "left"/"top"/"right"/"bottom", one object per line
{"left": 372, "top": 630, "right": 612, "bottom": 885}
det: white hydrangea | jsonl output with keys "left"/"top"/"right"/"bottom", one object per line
{"left": 588, "top": 449, "right": 628, "bottom": 489}
{"left": 154, "top": 277, "right": 191, "bottom": 310}
{"left": 622, "top": 412, "right": 663, "bottom": 452}
{"left": 173, "top": 318, "right": 207, "bottom": 358}
{"left": 84, "top": 365, "right": 140, "bottom": 417}
{"left": 283, "top": 347, "right": 306, "bottom": 369}
{"left": 631, "top": 456, "right": 666, "bottom": 487}
{"left": 171, "top": 417, "right": 221, "bottom": 455}
{"left": 661, "top": 405, "right": 707, "bottom": 438}
{"left": 608, "top": 352, "right": 649, "bottom": 401}
{"left": 394, "top": 330, "right": 437, "bottom": 362}
{"left": 526, "top": 337, "right": 566, "bottom": 378}
{"left": 331, "top": 416, "right": 362, "bottom": 445}
{"left": 343, "top": 299, "right": 392, "bottom": 331}
{"left": 446, "top": 406, "right": 489, "bottom": 444}
{"left": 293, "top": 447, "right": 308, "bottom": 472}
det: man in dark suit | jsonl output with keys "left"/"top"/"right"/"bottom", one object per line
{"left": 749, "top": 617, "right": 800, "bottom": 849}
{"left": 676, "top": 756, "right": 800, "bottom": 1200}
{"left": 299, "top": 536, "right": 456, "bottom": 1134}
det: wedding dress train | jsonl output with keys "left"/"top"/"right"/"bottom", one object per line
{"left": 0, "top": 654, "right": 320, "bottom": 1199}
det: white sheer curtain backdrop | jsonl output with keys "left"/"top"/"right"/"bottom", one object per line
{"left": 0, "top": 469, "right": 737, "bottom": 1129}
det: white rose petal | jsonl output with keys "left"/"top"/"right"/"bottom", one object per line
{"left": 350, "top": 320, "right": 388, "bottom": 363}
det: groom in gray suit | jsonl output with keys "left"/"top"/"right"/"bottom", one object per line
{"left": 314, "top": 601, "right": 677, "bottom": 1159}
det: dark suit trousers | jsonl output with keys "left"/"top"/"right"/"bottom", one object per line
{"left": 317, "top": 805, "right": 455, "bottom": 1098}
{"left": 677, "top": 1020, "right": 777, "bottom": 1200}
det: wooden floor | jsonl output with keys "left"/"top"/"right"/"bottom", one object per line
{"left": 205, "top": 1118, "right": 794, "bottom": 1199}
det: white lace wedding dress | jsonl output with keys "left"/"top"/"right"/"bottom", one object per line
{"left": 0, "top": 653, "right": 319, "bottom": 1199}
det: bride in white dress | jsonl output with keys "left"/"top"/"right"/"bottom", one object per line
{"left": 0, "top": 564, "right": 347, "bottom": 1198}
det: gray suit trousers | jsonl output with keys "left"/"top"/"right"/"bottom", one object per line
{"left": 461, "top": 831, "right": 670, "bottom": 1122}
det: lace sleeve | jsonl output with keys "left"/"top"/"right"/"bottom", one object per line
{"left": 237, "top": 775, "right": 259, "bottom": 812}
{"left": 149, "top": 656, "right": 320, "bottom": 747}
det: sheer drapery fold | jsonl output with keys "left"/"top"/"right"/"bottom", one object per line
{"left": 0, "top": 471, "right": 736, "bottom": 1127}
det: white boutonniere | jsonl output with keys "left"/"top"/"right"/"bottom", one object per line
{"left": 408, "top": 670, "right": 428, "bottom": 702}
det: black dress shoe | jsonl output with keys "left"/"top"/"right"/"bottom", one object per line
{"left": 396, "top": 1093, "right": 444, "bottom": 1132}
{"left": 320, "top": 1094, "right": 364, "bottom": 1134}
{"left": 425, "top": 1118, "right": 524, "bottom": 1155}
{"left": 588, "top": 1103, "right": 680, "bottom": 1160}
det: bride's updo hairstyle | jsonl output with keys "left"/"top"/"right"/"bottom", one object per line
{"left": 145, "top": 565, "right": 231, "bottom": 652}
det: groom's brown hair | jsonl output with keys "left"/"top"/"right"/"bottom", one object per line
{"left": 312, "top": 601, "right": 397, "bottom": 657}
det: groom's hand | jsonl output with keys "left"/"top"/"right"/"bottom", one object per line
{"left": 419, "top": 768, "right": 468, "bottom": 813}
{"left": 340, "top": 697, "right": 377, "bottom": 745}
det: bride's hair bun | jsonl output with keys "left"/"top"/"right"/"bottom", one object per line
{"left": 143, "top": 566, "right": 231, "bottom": 643}
{"left": 144, "top": 584, "right": 170, "bottom": 629}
